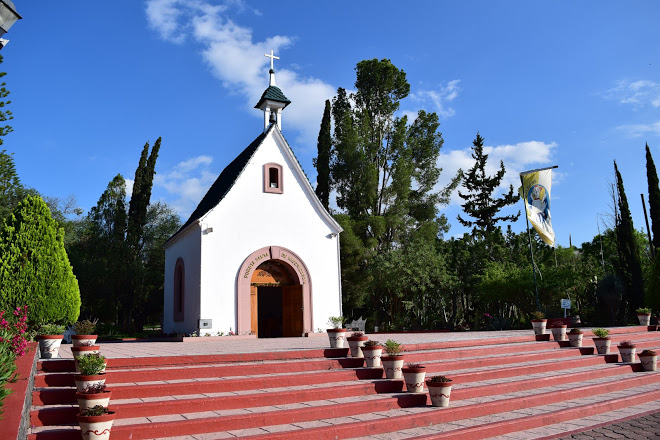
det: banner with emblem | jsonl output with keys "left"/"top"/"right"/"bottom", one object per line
{"left": 520, "top": 167, "right": 556, "bottom": 246}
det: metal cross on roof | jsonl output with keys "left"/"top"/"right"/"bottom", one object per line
{"left": 264, "top": 49, "right": 279, "bottom": 70}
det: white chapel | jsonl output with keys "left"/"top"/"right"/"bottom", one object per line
{"left": 162, "top": 54, "right": 343, "bottom": 337}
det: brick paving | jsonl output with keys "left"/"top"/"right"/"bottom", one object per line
{"left": 553, "top": 410, "right": 660, "bottom": 440}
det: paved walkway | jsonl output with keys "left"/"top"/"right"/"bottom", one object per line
{"left": 555, "top": 410, "right": 660, "bottom": 439}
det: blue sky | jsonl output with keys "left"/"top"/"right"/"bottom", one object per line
{"left": 4, "top": 1, "right": 660, "bottom": 247}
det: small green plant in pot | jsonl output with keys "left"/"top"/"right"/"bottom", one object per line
{"left": 36, "top": 323, "right": 67, "bottom": 359}
{"left": 382, "top": 339, "right": 405, "bottom": 379}
{"left": 74, "top": 353, "right": 107, "bottom": 393}
{"left": 426, "top": 375, "right": 453, "bottom": 407}
{"left": 636, "top": 307, "right": 652, "bottom": 326}
{"left": 567, "top": 328, "right": 583, "bottom": 348}
{"left": 326, "top": 316, "right": 347, "bottom": 348}
{"left": 402, "top": 362, "right": 426, "bottom": 393}
{"left": 346, "top": 331, "right": 368, "bottom": 358}
{"left": 592, "top": 328, "right": 611, "bottom": 355}
{"left": 72, "top": 319, "right": 98, "bottom": 347}
{"left": 617, "top": 340, "right": 636, "bottom": 363}
{"left": 639, "top": 349, "right": 658, "bottom": 371}
{"left": 77, "top": 405, "right": 116, "bottom": 440}
{"left": 530, "top": 311, "right": 547, "bottom": 335}
{"left": 362, "top": 340, "right": 383, "bottom": 368}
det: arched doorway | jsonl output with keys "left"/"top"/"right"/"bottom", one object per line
{"left": 237, "top": 246, "right": 313, "bottom": 337}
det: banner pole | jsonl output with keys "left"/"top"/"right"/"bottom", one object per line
{"left": 520, "top": 174, "right": 541, "bottom": 312}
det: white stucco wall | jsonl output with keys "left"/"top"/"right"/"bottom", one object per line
{"left": 163, "top": 224, "right": 202, "bottom": 335}
{"left": 164, "top": 128, "right": 342, "bottom": 336}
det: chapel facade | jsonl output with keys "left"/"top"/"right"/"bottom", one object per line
{"left": 162, "top": 55, "right": 343, "bottom": 337}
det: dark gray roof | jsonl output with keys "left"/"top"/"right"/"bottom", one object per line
{"left": 254, "top": 85, "right": 291, "bottom": 109}
{"left": 168, "top": 128, "right": 270, "bottom": 241}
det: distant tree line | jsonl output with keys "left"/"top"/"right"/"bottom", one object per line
{"left": 315, "top": 58, "right": 659, "bottom": 330}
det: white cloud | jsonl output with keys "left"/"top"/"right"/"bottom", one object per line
{"left": 602, "top": 79, "right": 660, "bottom": 108}
{"left": 616, "top": 120, "right": 660, "bottom": 138}
{"left": 436, "top": 140, "right": 558, "bottom": 206}
{"left": 409, "top": 80, "right": 461, "bottom": 118}
{"left": 154, "top": 155, "right": 217, "bottom": 218}
{"left": 145, "top": 0, "right": 335, "bottom": 149}
{"left": 125, "top": 178, "right": 135, "bottom": 197}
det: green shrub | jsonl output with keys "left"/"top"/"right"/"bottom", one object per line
{"left": 428, "top": 375, "right": 452, "bottom": 383}
{"left": 36, "top": 323, "right": 65, "bottom": 336}
{"left": 0, "top": 195, "right": 80, "bottom": 326}
{"left": 383, "top": 339, "right": 403, "bottom": 355}
{"left": 78, "top": 405, "right": 109, "bottom": 417}
{"left": 636, "top": 307, "right": 651, "bottom": 314}
{"left": 592, "top": 328, "right": 610, "bottom": 338}
{"left": 76, "top": 353, "right": 106, "bottom": 376}
{"left": 72, "top": 319, "right": 97, "bottom": 335}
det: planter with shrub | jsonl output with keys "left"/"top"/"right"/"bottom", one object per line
{"left": 381, "top": 339, "right": 405, "bottom": 379}
{"left": 77, "top": 405, "right": 115, "bottom": 440}
{"left": 426, "top": 375, "right": 452, "bottom": 407}
{"left": 346, "top": 331, "right": 368, "bottom": 358}
{"left": 638, "top": 349, "right": 657, "bottom": 371}
{"left": 361, "top": 340, "right": 383, "bottom": 368}
{"left": 617, "top": 340, "right": 636, "bottom": 363}
{"left": 567, "top": 328, "right": 583, "bottom": 348}
{"left": 326, "top": 316, "right": 347, "bottom": 349}
{"left": 402, "top": 363, "right": 426, "bottom": 393}
{"left": 592, "top": 328, "right": 611, "bottom": 355}
{"left": 36, "top": 324, "right": 66, "bottom": 359}
{"left": 72, "top": 319, "right": 98, "bottom": 347}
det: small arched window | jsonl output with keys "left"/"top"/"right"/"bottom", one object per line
{"left": 264, "top": 163, "right": 283, "bottom": 194}
{"left": 173, "top": 258, "right": 185, "bottom": 322}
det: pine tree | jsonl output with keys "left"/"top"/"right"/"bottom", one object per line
{"left": 0, "top": 55, "right": 13, "bottom": 145}
{"left": 0, "top": 195, "right": 80, "bottom": 325}
{"left": 313, "top": 100, "right": 332, "bottom": 210}
{"left": 457, "top": 133, "right": 520, "bottom": 237}
{"left": 646, "top": 144, "right": 660, "bottom": 250}
{"left": 614, "top": 161, "right": 644, "bottom": 321}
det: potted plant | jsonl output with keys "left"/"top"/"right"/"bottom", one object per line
{"left": 72, "top": 344, "right": 101, "bottom": 367}
{"left": 36, "top": 323, "right": 66, "bottom": 359}
{"left": 426, "top": 375, "right": 452, "bottom": 407}
{"left": 636, "top": 307, "right": 652, "bottom": 326}
{"left": 592, "top": 328, "right": 611, "bottom": 354}
{"left": 617, "top": 340, "right": 636, "bottom": 363}
{"left": 362, "top": 340, "right": 383, "bottom": 368}
{"left": 77, "top": 405, "right": 116, "bottom": 440}
{"left": 530, "top": 311, "right": 547, "bottom": 335}
{"left": 638, "top": 349, "right": 657, "bottom": 371}
{"left": 74, "top": 352, "right": 108, "bottom": 393}
{"left": 76, "top": 382, "right": 112, "bottom": 411}
{"left": 402, "top": 362, "right": 426, "bottom": 393}
{"left": 550, "top": 322, "right": 567, "bottom": 342}
{"left": 326, "top": 316, "right": 347, "bottom": 348}
{"left": 72, "top": 319, "right": 98, "bottom": 347}
{"left": 567, "top": 328, "right": 583, "bottom": 347}
{"left": 346, "top": 331, "right": 368, "bottom": 358}
{"left": 381, "top": 339, "right": 405, "bottom": 379}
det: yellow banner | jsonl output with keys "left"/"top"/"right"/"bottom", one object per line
{"left": 520, "top": 169, "right": 555, "bottom": 246}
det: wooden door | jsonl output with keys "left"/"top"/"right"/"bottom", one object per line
{"left": 250, "top": 285, "right": 258, "bottom": 336}
{"left": 282, "top": 285, "right": 303, "bottom": 337}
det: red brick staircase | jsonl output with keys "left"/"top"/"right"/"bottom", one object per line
{"left": 28, "top": 327, "right": 660, "bottom": 440}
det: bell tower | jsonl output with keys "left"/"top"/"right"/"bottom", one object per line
{"left": 254, "top": 50, "right": 291, "bottom": 132}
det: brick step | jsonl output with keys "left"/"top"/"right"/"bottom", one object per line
{"left": 231, "top": 375, "right": 660, "bottom": 440}
{"left": 29, "top": 361, "right": 640, "bottom": 427}
{"left": 33, "top": 343, "right": 636, "bottom": 406}
{"left": 28, "top": 367, "right": 660, "bottom": 439}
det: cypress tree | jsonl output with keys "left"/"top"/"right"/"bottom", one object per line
{"left": 646, "top": 143, "right": 660, "bottom": 249}
{"left": 614, "top": 161, "right": 644, "bottom": 321}
{"left": 314, "top": 100, "right": 332, "bottom": 210}
{"left": 0, "top": 195, "right": 80, "bottom": 325}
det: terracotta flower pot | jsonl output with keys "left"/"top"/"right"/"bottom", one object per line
{"left": 637, "top": 313, "right": 651, "bottom": 326}
{"left": 361, "top": 345, "right": 383, "bottom": 368}
{"left": 427, "top": 380, "right": 452, "bottom": 407}
{"left": 531, "top": 319, "right": 547, "bottom": 335}
{"left": 567, "top": 332, "right": 583, "bottom": 347}
{"left": 381, "top": 355, "right": 404, "bottom": 379}
{"left": 72, "top": 335, "right": 98, "bottom": 347}
{"left": 77, "top": 410, "right": 116, "bottom": 440}
{"left": 327, "top": 329, "right": 347, "bottom": 348}
{"left": 618, "top": 345, "right": 636, "bottom": 363}
{"left": 593, "top": 337, "right": 611, "bottom": 355}
{"left": 76, "top": 390, "right": 112, "bottom": 410}
{"left": 551, "top": 325, "right": 567, "bottom": 342}
{"left": 639, "top": 353, "right": 658, "bottom": 371}
{"left": 402, "top": 366, "right": 426, "bottom": 393}
{"left": 74, "top": 373, "right": 107, "bottom": 393}
{"left": 36, "top": 335, "right": 63, "bottom": 359}
{"left": 346, "top": 335, "right": 368, "bottom": 358}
